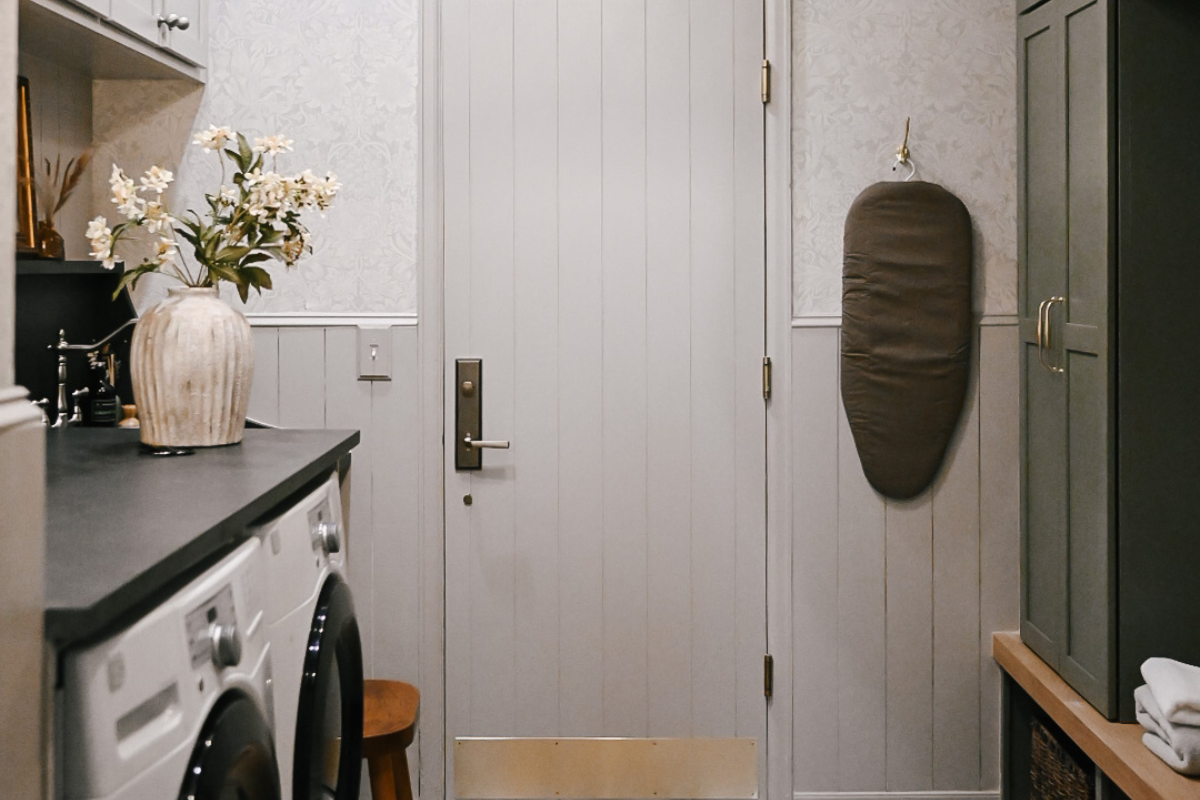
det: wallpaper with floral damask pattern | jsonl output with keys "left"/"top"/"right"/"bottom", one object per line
{"left": 792, "top": 0, "right": 1017, "bottom": 318}
{"left": 94, "top": 0, "right": 419, "bottom": 314}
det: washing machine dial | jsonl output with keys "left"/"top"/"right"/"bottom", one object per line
{"left": 209, "top": 623, "right": 242, "bottom": 669}
{"left": 312, "top": 521, "right": 342, "bottom": 555}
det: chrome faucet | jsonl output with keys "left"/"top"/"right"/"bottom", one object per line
{"left": 48, "top": 320, "right": 137, "bottom": 428}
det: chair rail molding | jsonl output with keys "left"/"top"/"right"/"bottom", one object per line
{"left": 246, "top": 313, "right": 418, "bottom": 328}
{"left": 791, "top": 314, "right": 1019, "bottom": 328}
{"left": 795, "top": 793, "right": 1001, "bottom": 800}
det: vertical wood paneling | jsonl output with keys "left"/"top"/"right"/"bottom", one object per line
{"left": 444, "top": 0, "right": 764, "bottom": 773}
{"left": 512, "top": 0, "right": 561, "bottom": 740}
{"left": 733, "top": 0, "right": 767, "bottom": 753}
{"left": 442, "top": 0, "right": 473, "bottom": 776}
{"left": 645, "top": 0, "right": 694, "bottom": 739}
{"left": 556, "top": 0, "right": 605, "bottom": 737}
{"left": 370, "top": 328, "right": 421, "bottom": 684}
{"left": 277, "top": 328, "right": 325, "bottom": 427}
{"left": 791, "top": 327, "right": 841, "bottom": 791}
{"left": 262, "top": 324, "right": 423, "bottom": 797}
{"left": 689, "top": 0, "right": 738, "bottom": 738}
{"left": 790, "top": 323, "right": 1018, "bottom": 795}
{"left": 933, "top": 343, "right": 982, "bottom": 791}
{"left": 884, "top": 497, "right": 934, "bottom": 791}
{"left": 248, "top": 327, "right": 279, "bottom": 424}
{"left": 600, "top": 0, "right": 649, "bottom": 737}
{"left": 979, "top": 324, "right": 1021, "bottom": 790}
{"left": 467, "top": 0, "right": 517, "bottom": 738}
{"left": 837, "top": 386, "right": 888, "bottom": 791}
{"left": 323, "top": 328, "right": 374, "bottom": 672}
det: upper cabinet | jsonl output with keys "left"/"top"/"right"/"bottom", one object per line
{"left": 108, "top": 0, "right": 162, "bottom": 46}
{"left": 160, "top": 0, "right": 206, "bottom": 66}
{"left": 66, "top": 0, "right": 110, "bottom": 16}
{"left": 1018, "top": 0, "right": 1200, "bottom": 724}
{"left": 19, "top": 0, "right": 207, "bottom": 80}
{"left": 107, "top": 0, "right": 205, "bottom": 66}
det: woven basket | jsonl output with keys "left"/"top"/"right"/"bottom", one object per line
{"left": 1031, "top": 718, "right": 1093, "bottom": 800}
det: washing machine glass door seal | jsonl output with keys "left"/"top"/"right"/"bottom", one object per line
{"left": 178, "top": 691, "right": 282, "bottom": 800}
{"left": 294, "top": 576, "right": 365, "bottom": 800}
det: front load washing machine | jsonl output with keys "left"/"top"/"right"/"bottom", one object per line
{"left": 254, "top": 471, "right": 363, "bottom": 800}
{"left": 61, "top": 536, "right": 280, "bottom": 799}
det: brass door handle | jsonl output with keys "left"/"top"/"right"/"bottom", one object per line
{"left": 1036, "top": 298, "right": 1051, "bottom": 372}
{"left": 1045, "top": 296, "right": 1065, "bottom": 374}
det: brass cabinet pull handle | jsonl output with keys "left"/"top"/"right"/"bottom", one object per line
{"left": 1037, "top": 298, "right": 1051, "bottom": 372}
{"left": 1045, "top": 296, "right": 1066, "bottom": 374}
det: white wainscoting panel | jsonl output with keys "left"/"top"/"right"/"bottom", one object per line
{"left": 790, "top": 323, "right": 1019, "bottom": 794}
{"left": 248, "top": 324, "right": 422, "bottom": 797}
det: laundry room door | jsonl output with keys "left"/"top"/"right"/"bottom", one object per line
{"left": 442, "top": 0, "right": 767, "bottom": 794}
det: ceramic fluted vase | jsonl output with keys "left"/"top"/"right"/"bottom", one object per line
{"left": 131, "top": 287, "right": 253, "bottom": 447}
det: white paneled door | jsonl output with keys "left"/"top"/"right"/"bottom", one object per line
{"left": 443, "top": 0, "right": 767, "bottom": 794}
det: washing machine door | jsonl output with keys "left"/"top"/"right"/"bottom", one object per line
{"left": 178, "top": 692, "right": 281, "bottom": 800}
{"left": 294, "top": 576, "right": 364, "bottom": 800}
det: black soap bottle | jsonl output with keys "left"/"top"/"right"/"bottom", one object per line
{"left": 85, "top": 352, "right": 119, "bottom": 426}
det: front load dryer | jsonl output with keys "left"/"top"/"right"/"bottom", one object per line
{"left": 255, "top": 471, "right": 363, "bottom": 800}
{"left": 61, "top": 536, "right": 280, "bottom": 800}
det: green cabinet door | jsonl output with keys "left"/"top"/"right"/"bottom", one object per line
{"left": 1057, "top": 0, "right": 1114, "bottom": 717}
{"left": 1018, "top": 0, "right": 1115, "bottom": 718}
{"left": 1019, "top": 1, "right": 1069, "bottom": 671}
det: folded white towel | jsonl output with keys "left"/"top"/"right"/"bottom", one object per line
{"left": 1142, "top": 658, "right": 1200, "bottom": 726}
{"left": 1136, "top": 684, "right": 1200, "bottom": 776}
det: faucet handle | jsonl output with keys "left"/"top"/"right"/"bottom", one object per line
{"left": 31, "top": 398, "right": 49, "bottom": 425}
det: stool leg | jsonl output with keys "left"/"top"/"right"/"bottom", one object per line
{"left": 368, "top": 753, "right": 400, "bottom": 800}
{"left": 393, "top": 750, "right": 414, "bottom": 800}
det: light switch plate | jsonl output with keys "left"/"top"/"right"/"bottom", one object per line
{"left": 357, "top": 326, "right": 393, "bottom": 381}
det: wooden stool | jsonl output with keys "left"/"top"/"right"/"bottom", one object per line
{"left": 363, "top": 680, "right": 421, "bottom": 800}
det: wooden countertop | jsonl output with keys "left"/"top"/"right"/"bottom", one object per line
{"left": 993, "top": 632, "right": 1200, "bottom": 800}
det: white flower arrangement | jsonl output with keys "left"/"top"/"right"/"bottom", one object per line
{"left": 89, "top": 125, "right": 341, "bottom": 302}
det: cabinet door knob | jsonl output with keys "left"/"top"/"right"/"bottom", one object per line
{"left": 157, "top": 14, "right": 191, "bottom": 31}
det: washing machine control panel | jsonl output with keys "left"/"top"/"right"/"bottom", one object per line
{"left": 308, "top": 498, "right": 342, "bottom": 555}
{"left": 185, "top": 585, "right": 241, "bottom": 669}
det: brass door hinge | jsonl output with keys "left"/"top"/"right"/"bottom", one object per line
{"left": 762, "top": 357, "right": 772, "bottom": 401}
{"left": 761, "top": 59, "right": 771, "bottom": 104}
{"left": 764, "top": 654, "right": 774, "bottom": 698}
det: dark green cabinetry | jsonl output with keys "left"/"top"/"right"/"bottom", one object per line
{"left": 1018, "top": 0, "right": 1200, "bottom": 723}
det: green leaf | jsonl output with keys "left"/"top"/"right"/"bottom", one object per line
{"left": 236, "top": 280, "right": 250, "bottom": 303}
{"left": 240, "top": 252, "right": 273, "bottom": 266}
{"left": 215, "top": 245, "right": 254, "bottom": 263}
{"left": 240, "top": 266, "right": 273, "bottom": 291}
{"left": 206, "top": 262, "right": 243, "bottom": 287}
{"left": 112, "top": 264, "right": 158, "bottom": 299}
{"left": 236, "top": 133, "right": 253, "bottom": 170}
{"left": 176, "top": 226, "right": 201, "bottom": 249}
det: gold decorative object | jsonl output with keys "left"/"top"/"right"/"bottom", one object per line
{"left": 35, "top": 149, "right": 93, "bottom": 262}
{"left": 16, "top": 77, "right": 37, "bottom": 255}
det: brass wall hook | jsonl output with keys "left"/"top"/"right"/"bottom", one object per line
{"left": 895, "top": 117, "right": 911, "bottom": 165}
{"left": 892, "top": 117, "right": 916, "bottom": 181}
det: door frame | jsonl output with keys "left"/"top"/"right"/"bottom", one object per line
{"left": 763, "top": 3, "right": 794, "bottom": 800}
{"left": 414, "top": 2, "right": 795, "bottom": 799}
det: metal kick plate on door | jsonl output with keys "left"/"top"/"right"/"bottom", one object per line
{"left": 456, "top": 359, "right": 483, "bottom": 470}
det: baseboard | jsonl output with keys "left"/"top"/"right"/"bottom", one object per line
{"left": 795, "top": 792, "right": 1000, "bottom": 800}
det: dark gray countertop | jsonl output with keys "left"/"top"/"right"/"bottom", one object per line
{"left": 44, "top": 427, "right": 359, "bottom": 647}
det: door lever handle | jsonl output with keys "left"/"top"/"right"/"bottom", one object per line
{"left": 464, "top": 435, "right": 510, "bottom": 450}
